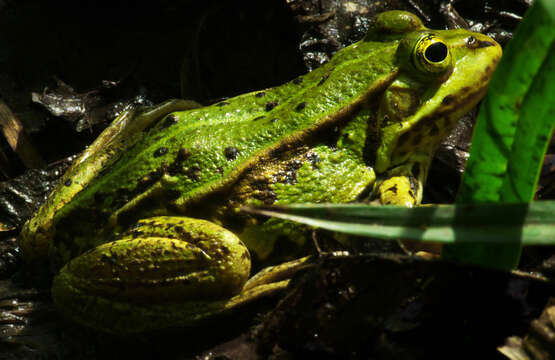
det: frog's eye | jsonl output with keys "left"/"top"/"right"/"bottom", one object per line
{"left": 412, "top": 34, "right": 452, "bottom": 74}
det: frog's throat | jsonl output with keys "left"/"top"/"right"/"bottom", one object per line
{"left": 368, "top": 78, "right": 490, "bottom": 207}
{"left": 375, "top": 74, "right": 493, "bottom": 181}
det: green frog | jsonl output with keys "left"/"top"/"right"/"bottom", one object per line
{"left": 19, "top": 11, "right": 501, "bottom": 334}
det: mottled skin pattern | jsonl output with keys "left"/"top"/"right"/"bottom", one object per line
{"left": 20, "top": 11, "right": 501, "bottom": 333}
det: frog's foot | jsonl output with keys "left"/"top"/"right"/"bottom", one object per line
{"left": 374, "top": 172, "right": 444, "bottom": 256}
{"left": 375, "top": 175, "right": 419, "bottom": 207}
{"left": 243, "top": 256, "right": 313, "bottom": 291}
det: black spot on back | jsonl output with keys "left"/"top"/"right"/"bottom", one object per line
{"left": 295, "top": 102, "right": 307, "bottom": 111}
{"left": 153, "top": 147, "right": 169, "bottom": 157}
{"left": 177, "top": 148, "right": 192, "bottom": 161}
{"left": 265, "top": 101, "right": 279, "bottom": 111}
{"left": 317, "top": 72, "right": 331, "bottom": 86}
{"left": 224, "top": 146, "right": 239, "bottom": 161}
{"left": 160, "top": 114, "right": 178, "bottom": 129}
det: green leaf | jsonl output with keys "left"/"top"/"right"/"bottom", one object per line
{"left": 243, "top": 201, "right": 555, "bottom": 246}
{"left": 442, "top": 0, "right": 555, "bottom": 270}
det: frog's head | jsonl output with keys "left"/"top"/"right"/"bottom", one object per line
{"left": 369, "top": 11, "right": 502, "bottom": 189}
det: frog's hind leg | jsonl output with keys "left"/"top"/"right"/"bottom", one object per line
{"left": 51, "top": 216, "right": 252, "bottom": 333}
{"left": 51, "top": 216, "right": 310, "bottom": 334}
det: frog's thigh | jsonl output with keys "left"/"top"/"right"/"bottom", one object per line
{"left": 51, "top": 216, "right": 251, "bottom": 331}
{"left": 376, "top": 176, "right": 417, "bottom": 206}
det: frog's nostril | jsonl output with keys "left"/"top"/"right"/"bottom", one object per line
{"left": 466, "top": 36, "right": 497, "bottom": 50}
{"left": 476, "top": 40, "right": 496, "bottom": 48}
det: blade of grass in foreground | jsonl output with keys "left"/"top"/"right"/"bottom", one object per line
{"left": 442, "top": 0, "right": 555, "bottom": 270}
{"left": 243, "top": 201, "right": 555, "bottom": 246}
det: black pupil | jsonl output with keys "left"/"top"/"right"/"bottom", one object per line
{"left": 425, "top": 42, "right": 448, "bottom": 62}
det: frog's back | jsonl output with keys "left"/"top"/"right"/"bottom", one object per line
{"left": 63, "top": 40, "right": 400, "bottom": 223}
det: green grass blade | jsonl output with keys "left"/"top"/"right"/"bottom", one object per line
{"left": 500, "top": 41, "right": 555, "bottom": 202}
{"left": 442, "top": 0, "right": 555, "bottom": 270}
{"left": 455, "top": 1, "right": 555, "bottom": 203}
{"left": 244, "top": 201, "right": 555, "bottom": 246}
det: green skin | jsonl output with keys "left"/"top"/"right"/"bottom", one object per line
{"left": 19, "top": 11, "right": 502, "bottom": 334}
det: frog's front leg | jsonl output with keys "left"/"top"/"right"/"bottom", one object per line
{"left": 375, "top": 175, "right": 419, "bottom": 206}
{"left": 373, "top": 163, "right": 444, "bottom": 254}
{"left": 373, "top": 162, "right": 426, "bottom": 206}
{"left": 51, "top": 216, "right": 304, "bottom": 334}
